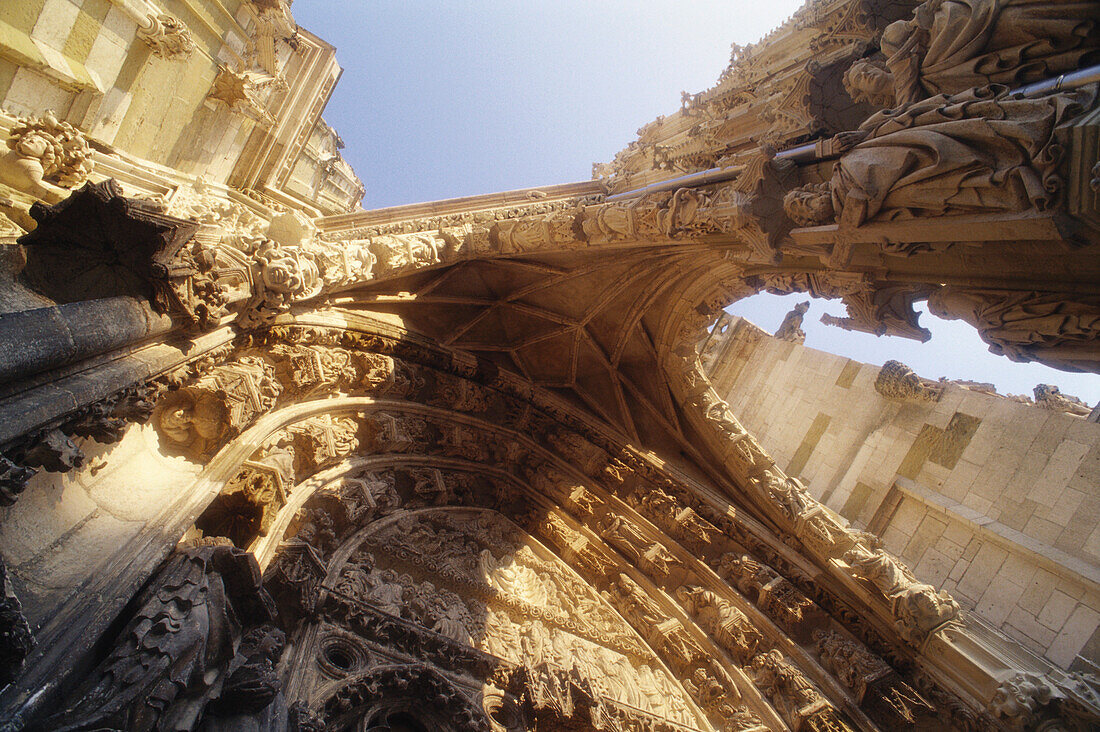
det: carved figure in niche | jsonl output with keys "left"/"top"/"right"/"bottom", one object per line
{"left": 719, "top": 553, "right": 826, "bottom": 642}
{"left": 827, "top": 86, "right": 1095, "bottom": 227}
{"left": 758, "top": 469, "right": 814, "bottom": 519}
{"left": 412, "top": 582, "right": 474, "bottom": 646}
{"left": 196, "top": 439, "right": 293, "bottom": 547}
{"left": 684, "top": 663, "right": 740, "bottom": 718}
{"left": 410, "top": 467, "right": 452, "bottom": 506}
{"left": 749, "top": 650, "right": 829, "bottom": 730}
{"left": 480, "top": 610, "right": 522, "bottom": 662}
{"left": 46, "top": 541, "right": 274, "bottom": 732}
{"left": 0, "top": 112, "right": 93, "bottom": 204}
{"left": 927, "top": 287, "right": 1100, "bottom": 373}
{"left": 676, "top": 585, "right": 762, "bottom": 663}
{"left": 606, "top": 574, "right": 666, "bottom": 629}
{"left": 362, "top": 411, "right": 428, "bottom": 453}
{"left": 844, "top": 544, "right": 959, "bottom": 645}
{"left": 842, "top": 0, "right": 1100, "bottom": 109}
{"left": 774, "top": 301, "right": 810, "bottom": 343}
{"left": 339, "top": 471, "right": 400, "bottom": 524}
{"left": 812, "top": 629, "right": 891, "bottom": 698}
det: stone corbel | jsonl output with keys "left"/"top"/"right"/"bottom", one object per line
{"left": 207, "top": 66, "right": 276, "bottom": 125}
{"left": 107, "top": 0, "right": 195, "bottom": 59}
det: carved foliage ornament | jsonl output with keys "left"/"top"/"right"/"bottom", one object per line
{"left": 138, "top": 13, "right": 195, "bottom": 59}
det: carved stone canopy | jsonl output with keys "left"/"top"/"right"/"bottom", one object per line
{"left": 18, "top": 179, "right": 199, "bottom": 314}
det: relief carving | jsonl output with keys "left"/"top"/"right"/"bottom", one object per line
{"left": 822, "top": 87, "right": 1094, "bottom": 227}
{"left": 927, "top": 287, "right": 1100, "bottom": 373}
{"left": 138, "top": 13, "right": 196, "bottom": 59}
{"left": 748, "top": 650, "right": 837, "bottom": 732}
{"left": 598, "top": 514, "right": 681, "bottom": 578}
{"left": 813, "top": 629, "right": 935, "bottom": 727}
{"left": 843, "top": 0, "right": 1100, "bottom": 109}
{"left": 0, "top": 112, "right": 93, "bottom": 205}
{"left": 154, "top": 356, "right": 281, "bottom": 457}
{"left": 45, "top": 542, "right": 275, "bottom": 731}
{"left": 719, "top": 553, "right": 828, "bottom": 643}
{"left": 989, "top": 672, "right": 1054, "bottom": 731}
{"left": 844, "top": 544, "right": 960, "bottom": 646}
{"left": 675, "top": 585, "right": 763, "bottom": 664}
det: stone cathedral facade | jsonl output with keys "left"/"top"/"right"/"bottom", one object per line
{"left": 0, "top": 0, "right": 1098, "bottom": 730}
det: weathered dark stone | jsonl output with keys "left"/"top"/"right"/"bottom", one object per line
{"left": 18, "top": 179, "right": 198, "bottom": 311}
{"left": 0, "top": 558, "right": 34, "bottom": 687}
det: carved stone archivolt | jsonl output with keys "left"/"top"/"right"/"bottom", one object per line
{"left": 5, "top": 0, "right": 1100, "bottom": 726}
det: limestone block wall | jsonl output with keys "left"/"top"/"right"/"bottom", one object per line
{"left": 707, "top": 317, "right": 1100, "bottom": 672}
{"left": 0, "top": 0, "right": 363, "bottom": 213}
{"left": 0, "top": 423, "right": 200, "bottom": 627}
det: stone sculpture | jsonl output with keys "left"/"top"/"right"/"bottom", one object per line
{"left": 45, "top": 542, "right": 275, "bottom": 732}
{"left": 774, "top": 301, "right": 810, "bottom": 343}
{"left": 0, "top": 113, "right": 93, "bottom": 205}
{"left": 843, "top": 0, "right": 1100, "bottom": 108}
{"left": 837, "top": 87, "right": 1094, "bottom": 226}
{"left": 748, "top": 650, "right": 833, "bottom": 731}
{"left": 154, "top": 356, "right": 282, "bottom": 456}
{"left": 675, "top": 585, "right": 762, "bottom": 663}
{"left": 927, "top": 287, "right": 1100, "bottom": 372}
{"left": 874, "top": 360, "right": 944, "bottom": 402}
{"left": 844, "top": 544, "right": 960, "bottom": 645}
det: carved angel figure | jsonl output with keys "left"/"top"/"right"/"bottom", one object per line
{"left": 46, "top": 543, "right": 274, "bottom": 732}
{"left": 843, "top": 0, "right": 1100, "bottom": 109}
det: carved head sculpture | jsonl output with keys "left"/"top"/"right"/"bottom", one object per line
{"left": 155, "top": 388, "right": 231, "bottom": 447}
{"left": 783, "top": 183, "right": 834, "bottom": 227}
{"left": 925, "top": 286, "right": 986, "bottom": 326}
{"left": 990, "top": 673, "right": 1053, "bottom": 725}
{"left": 254, "top": 239, "right": 323, "bottom": 301}
{"left": 842, "top": 59, "right": 895, "bottom": 108}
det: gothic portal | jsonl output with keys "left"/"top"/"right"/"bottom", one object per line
{"left": 0, "top": 0, "right": 1098, "bottom": 731}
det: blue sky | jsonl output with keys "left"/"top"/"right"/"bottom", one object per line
{"left": 293, "top": 1, "right": 1099, "bottom": 406}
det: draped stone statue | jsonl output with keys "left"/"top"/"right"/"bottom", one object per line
{"left": 45, "top": 541, "right": 275, "bottom": 732}
{"left": 843, "top": 0, "right": 1100, "bottom": 108}
{"left": 807, "top": 86, "right": 1096, "bottom": 227}
{"left": 927, "top": 287, "right": 1100, "bottom": 372}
